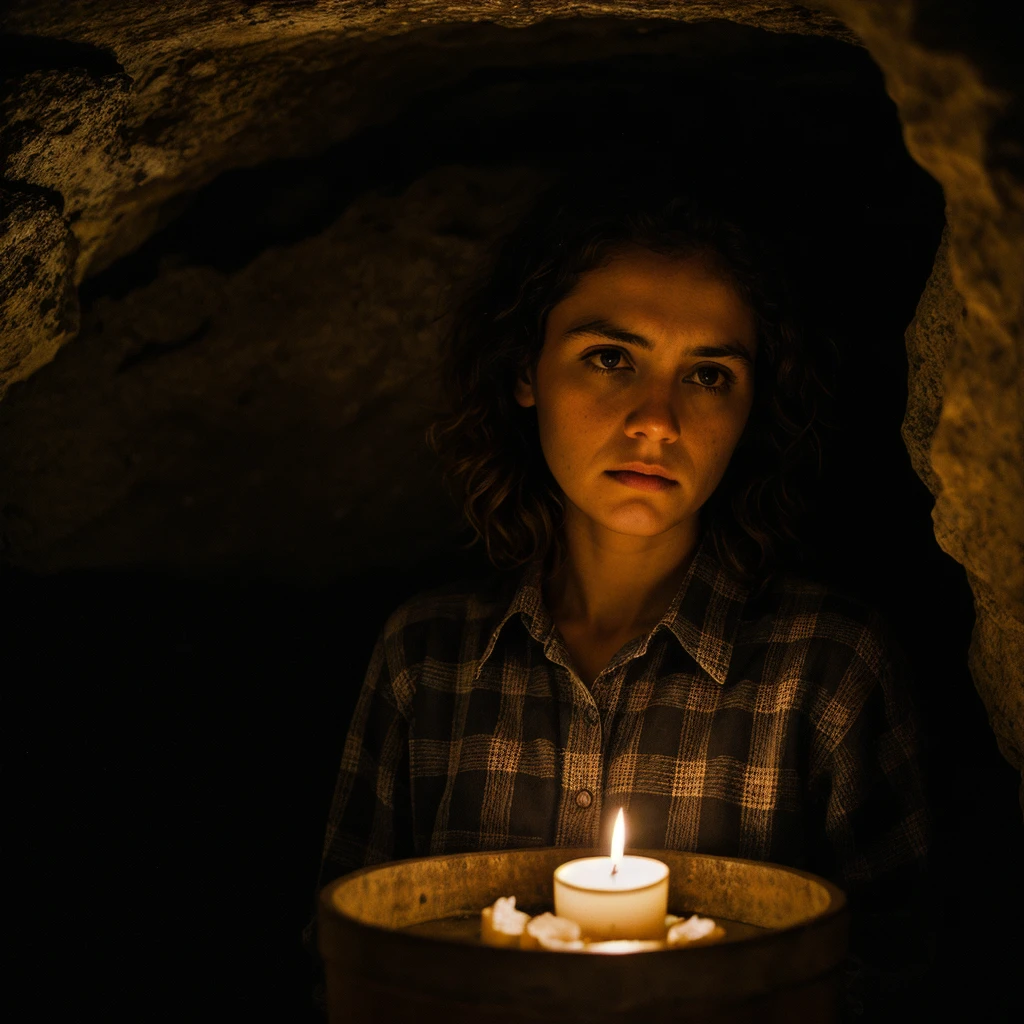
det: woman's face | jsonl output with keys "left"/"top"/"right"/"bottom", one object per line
{"left": 515, "top": 247, "right": 758, "bottom": 540}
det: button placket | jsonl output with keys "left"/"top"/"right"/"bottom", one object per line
{"left": 552, "top": 667, "right": 604, "bottom": 845}
{"left": 569, "top": 702, "right": 601, "bottom": 826}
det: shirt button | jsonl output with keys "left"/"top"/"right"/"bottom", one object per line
{"left": 575, "top": 788, "right": 594, "bottom": 809}
{"left": 584, "top": 706, "right": 600, "bottom": 727}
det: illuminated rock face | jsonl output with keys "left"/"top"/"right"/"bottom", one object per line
{"left": 0, "top": 2, "right": 1020, "bottom": 799}
{"left": 844, "top": 2, "right": 1023, "bottom": 804}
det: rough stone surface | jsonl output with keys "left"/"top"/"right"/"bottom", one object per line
{"left": 905, "top": 230, "right": 1024, "bottom": 796}
{"left": 0, "top": 190, "right": 79, "bottom": 392}
{"left": 1, "top": 1, "right": 855, "bottom": 368}
{"left": 0, "top": 0, "right": 1021, "bottom": 796}
{"left": 903, "top": 226, "right": 957, "bottom": 499}
{"left": 0, "top": 165, "right": 544, "bottom": 578}
{"left": 835, "top": 1, "right": 1024, "bottom": 802}
{"left": 1, "top": 66, "right": 133, "bottom": 285}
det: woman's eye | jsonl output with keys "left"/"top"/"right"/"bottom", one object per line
{"left": 694, "top": 366, "right": 725, "bottom": 388}
{"left": 589, "top": 349, "right": 625, "bottom": 371}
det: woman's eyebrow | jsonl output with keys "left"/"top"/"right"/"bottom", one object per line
{"left": 688, "top": 343, "right": 754, "bottom": 365}
{"left": 563, "top": 320, "right": 754, "bottom": 364}
{"left": 562, "top": 319, "right": 654, "bottom": 350}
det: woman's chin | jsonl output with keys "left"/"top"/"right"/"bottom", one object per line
{"left": 596, "top": 505, "right": 693, "bottom": 539}
{"left": 561, "top": 491, "right": 697, "bottom": 540}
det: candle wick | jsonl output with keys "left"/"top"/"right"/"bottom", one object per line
{"left": 611, "top": 863, "right": 618, "bottom": 877}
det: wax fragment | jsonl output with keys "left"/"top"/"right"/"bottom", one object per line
{"left": 520, "top": 912, "right": 584, "bottom": 951}
{"left": 481, "top": 896, "right": 531, "bottom": 948}
{"left": 666, "top": 915, "right": 725, "bottom": 947}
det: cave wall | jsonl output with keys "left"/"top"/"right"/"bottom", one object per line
{"left": 837, "top": 2, "right": 1023, "bottom": 800}
{"left": 2, "top": 13, "right": 925, "bottom": 580}
{"left": 2, "top": 164, "right": 546, "bottom": 577}
{"left": 1, "top": 1, "right": 1021, "bottom": 800}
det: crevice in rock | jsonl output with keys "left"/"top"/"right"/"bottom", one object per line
{"left": 911, "top": 2, "right": 1024, "bottom": 94}
{"left": 115, "top": 317, "right": 212, "bottom": 374}
{"left": 0, "top": 177, "right": 66, "bottom": 215}
{"left": 0, "top": 32, "right": 126, "bottom": 82}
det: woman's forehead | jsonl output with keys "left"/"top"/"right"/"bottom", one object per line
{"left": 550, "top": 248, "right": 756, "bottom": 347}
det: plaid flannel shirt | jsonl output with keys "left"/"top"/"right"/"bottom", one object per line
{"left": 317, "top": 535, "right": 929, "bottom": 907}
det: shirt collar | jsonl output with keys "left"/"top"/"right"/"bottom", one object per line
{"left": 657, "top": 535, "right": 750, "bottom": 684}
{"left": 477, "top": 533, "right": 750, "bottom": 685}
{"left": 475, "top": 559, "right": 552, "bottom": 677}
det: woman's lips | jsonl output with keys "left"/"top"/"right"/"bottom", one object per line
{"left": 605, "top": 470, "right": 678, "bottom": 492}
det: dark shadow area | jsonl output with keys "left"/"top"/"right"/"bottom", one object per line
{"left": 79, "top": 21, "right": 933, "bottom": 306}
{"left": 6, "top": 550, "right": 492, "bottom": 1022}
{"left": 5, "top": 20, "right": 1022, "bottom": 1024}
{"left": 0, "top": 31, "right": 126, "bottom": 82}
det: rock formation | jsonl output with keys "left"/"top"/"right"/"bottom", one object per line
{"left": 1, "top": 1, "right": 1021, "bottom": 802}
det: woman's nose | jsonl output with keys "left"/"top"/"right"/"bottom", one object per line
{"left": 624, "top": 386, "right": 680, "bottom": 443}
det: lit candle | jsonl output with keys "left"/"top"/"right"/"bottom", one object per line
{"left": 553, "top": 809, "right": 669, "bottom": 941}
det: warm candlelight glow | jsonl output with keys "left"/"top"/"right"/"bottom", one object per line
{"left": 611, "top": 808, "right": 625, "bottom": 872}
{"left": 553, "top": 808, "right": 669, "bottom": 940}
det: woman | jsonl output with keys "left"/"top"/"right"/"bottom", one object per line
{"left": 314, "top": 180, "right": 930, "bottom": 1012}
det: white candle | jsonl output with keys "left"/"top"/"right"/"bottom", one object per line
{"left": 553, "top": 809, "right": 669, "bottom": 941}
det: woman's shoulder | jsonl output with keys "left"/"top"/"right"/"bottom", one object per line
{"left": 741, "top": 571, "right": 898, "bottom": 681}
{"left": 376, "top": 569, "right": 523, "bottom": 662}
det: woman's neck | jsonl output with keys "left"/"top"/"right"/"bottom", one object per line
{"left": 546, "top": 508, "right": 701, "bottom": 640}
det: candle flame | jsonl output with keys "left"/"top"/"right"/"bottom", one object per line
{"left": 611, "top": 808, "right": 625, "bottom": 871}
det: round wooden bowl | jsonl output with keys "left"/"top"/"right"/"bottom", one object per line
{"left": 319, "top": 847, "right": 848, "bottom": 1024}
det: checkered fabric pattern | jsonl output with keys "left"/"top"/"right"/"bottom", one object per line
{"left": 317, "top": 535, "right": 929, "bottom": 901}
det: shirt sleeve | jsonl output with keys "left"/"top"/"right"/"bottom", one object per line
{"left": 822, "top": 657, "right": 930, "bottom": 891}
{"left": 316, "top": 622, "right": 415, "bottom": 889}
{"left": 303, "top": 621, "right": 415, "bottom": 1011}
{"left": 810, "top": 624, "right": 933, "bottom": 1020}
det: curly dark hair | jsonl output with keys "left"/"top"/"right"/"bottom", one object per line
{"left": 428, "top": 177, "right": 830, "bottom": 583}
